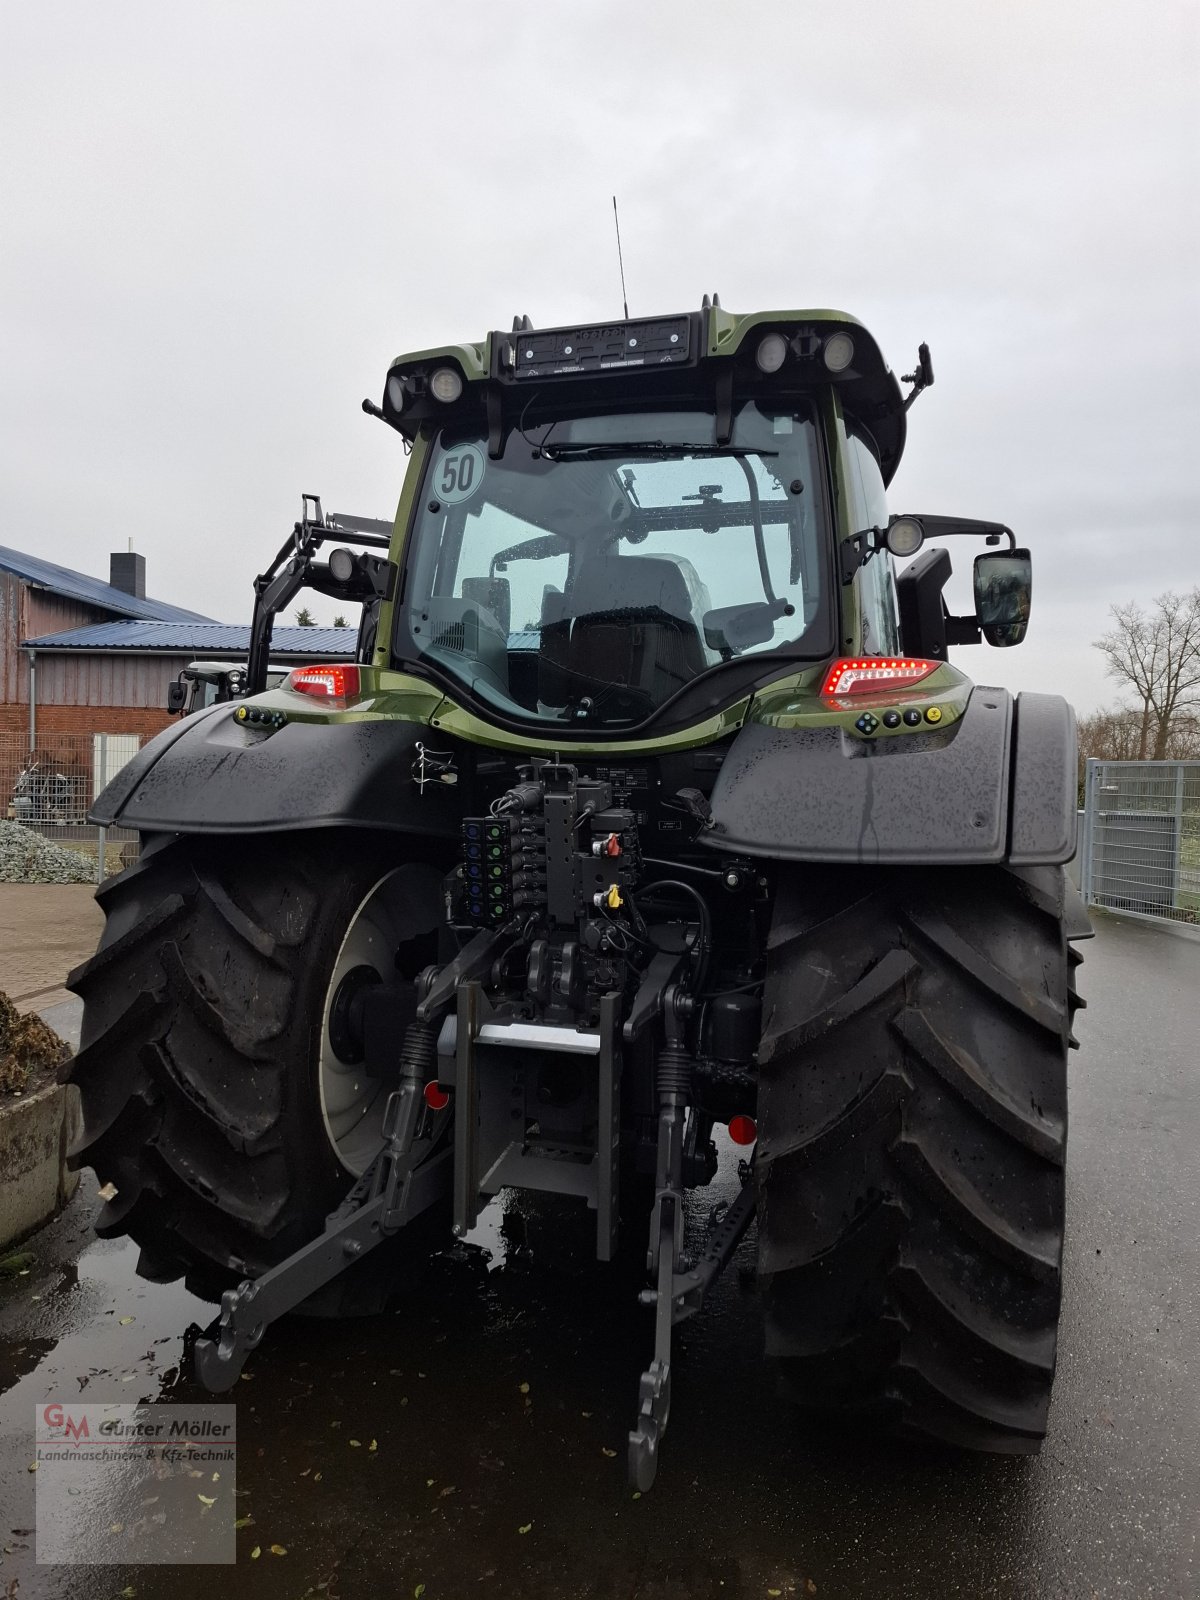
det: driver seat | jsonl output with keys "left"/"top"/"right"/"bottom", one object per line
{"left": 538, "top": 553, "right": 709, "bottom": 717}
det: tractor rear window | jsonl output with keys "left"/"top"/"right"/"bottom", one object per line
{"left": 396, "top": 401, "right": 829, "bottom": 729}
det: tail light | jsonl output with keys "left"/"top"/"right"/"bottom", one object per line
{"left": 286, "top": 665, "right": 361, "bottom": 700}
{"left": 820, "top": 658, "right": 940, "bottom": 697}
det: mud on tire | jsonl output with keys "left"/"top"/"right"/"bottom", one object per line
{"left": 755, "top": 863, "right": 1084, "bottom": 1453}
{"left": 67, "top": 832, "right": 448, "bottom": 1308}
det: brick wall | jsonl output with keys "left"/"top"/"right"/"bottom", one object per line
{"left": 36, "top": 704, "right": 174, "bottom": 739}
{"left": 0, "top": 702, "right": 173, "bottom": 740}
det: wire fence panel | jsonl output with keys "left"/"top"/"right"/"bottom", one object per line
{"left": 0, "top": 730, "right": 141, "bottom": 884}
{"left": 1082, "top": 759, "right": 1200, "bottom": 926}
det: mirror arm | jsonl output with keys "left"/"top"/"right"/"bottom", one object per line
{"left": 901, "top": 342, "right": 935, "bottom": 412}
{"left": 907, "top": 515, "right": 1015, "bottom": 550}
{"left": 361, "top": 397, "right": 408, "bottom": 439}
{"left": 839, "top": 527, "right": 884, "bottom": 584}
{"left": 945, "top": 614, "right": 982, "bottom": 646}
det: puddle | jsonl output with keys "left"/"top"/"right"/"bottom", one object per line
{"left": 0, "top": 1155, "right": 765, "bottom": 1597}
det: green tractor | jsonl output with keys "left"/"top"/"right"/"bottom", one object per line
{"left": 69, "top": 301, "right": 1088, "bottom": 1488}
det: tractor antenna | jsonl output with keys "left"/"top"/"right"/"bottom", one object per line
{"left": 612, "top": 195, "right": 630, "bottom": 321}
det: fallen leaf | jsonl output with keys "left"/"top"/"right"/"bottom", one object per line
{"left": 601, "top": 1447, "right": 616, "bottom": 1458}
{"left": 119, "top": 1316, "right": 135, "bottom": 1326}
{"left": 250, "top": 1546, "right": 261, "bottom": 1560}
{"left": 349, "top": 1439, "right": 362, "bottom": 1449}
{"left": 239, "top": 1372, "right": 254, "bottom": 1382}
{"left": 769, "top": 1591, "right": 782, "bottom": 1597}
{"left": 270, "top": 1543, "right": 287, "bottom": 1556}
{"left": 234, "top": 1516, "right": 254, "bottom": 1530}
{"left": 368, "top": 1439, "right": 378, "bottom": 1452}
{"left": 109, "top": 1522, "right": 124, "bottom": 1534}
{"left": 426, "top": 1478, "right": 435, "bottom": 1487}
{"left": 97, "top": 1182, "right": 118, "bottom": 1200}
{"left": 313, "top": 1472, "right": 322, "bottom": 1483}
{"left": 632, "top": 1492, "right": 641, "bottom": 1500}
{"left": 807, "top": 1583, "right": 818, "bottom": 1595}
{"left": 197, "top": 1494, "right": 216, "bottom": 1507}
{"left": 581, "top": 1410, "right": 593, "bottom": 1418}
{"left": 211, "top": 1471, "right": 220, "bottom": 1482}
{"left": 121, "top": 1588, "right": 137, "bottom": 1597}
{"left": 27, "top": 1462, "right": 38, "bottom": 1473}
{"left": 415, "top": 1587, "right": 426, "bottom": 1598}
{"left": 438, "top": 1485, "right": 455, "bottom": 1498}
{"left": 518, "top": 1381, "right": 530, "bottom": 1394}
{"left": 518, "top": 1523, "right": 532, "bottom": 1535}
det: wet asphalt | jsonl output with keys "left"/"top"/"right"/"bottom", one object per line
{"left": 1, "top": 912, "right": 1196, "bottom": 1599}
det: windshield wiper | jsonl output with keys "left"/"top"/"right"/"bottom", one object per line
{"left": 541, "top": 441, "right": 778, "bottom": 461}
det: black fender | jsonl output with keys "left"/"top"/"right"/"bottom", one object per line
{"left": 91, "top": 707, "right": 467, "bottom": 838}
{"left": 703, "top": 688, "right": 1077, "bottom": 865}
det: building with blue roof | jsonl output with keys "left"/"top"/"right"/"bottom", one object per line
{"left": 1, "top": 544, "right": 355, "bottom": 750}
{"left": 23, "top": 621, "right": 357, "bottom": 657}
{"left": 0, "top": 545, "right": 214, "bottom": 625}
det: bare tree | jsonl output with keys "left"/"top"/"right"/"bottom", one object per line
{"left": 1093, "top": 589, "right": 1200, "bottom": 759}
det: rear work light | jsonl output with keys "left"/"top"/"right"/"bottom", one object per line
{"left": 286, "top": 664, "right": 361, "bottom": 699}
{"left": 820, "top": 658, "right": 940, "bottom": 697}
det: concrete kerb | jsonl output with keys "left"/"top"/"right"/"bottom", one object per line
{"left": 0, "top": 884, "right": 101, "bottom": 1248}
{"left": 0, "top": 1080, "right": 81, "bottom": 1251}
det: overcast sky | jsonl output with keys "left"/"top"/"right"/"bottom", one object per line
{"left": 3, "top": 1, "right": 1196, "bottom": 712}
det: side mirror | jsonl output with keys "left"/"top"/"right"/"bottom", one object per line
{"left": 973, "top": 549, "right": 1032, "bottom": 647}
{"left": 166, "top": 681, "right": 188, "bottom": 714}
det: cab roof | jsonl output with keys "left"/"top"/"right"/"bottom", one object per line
{"left": 381, "top": 305, "right": 911, "bottom": 483}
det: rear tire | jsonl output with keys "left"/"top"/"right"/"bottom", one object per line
{"left": 67, "top": 832, "right": 448, "bottom": 1307}
{"left": 755, "top": 863, "right": 1081, "bottom": 1453}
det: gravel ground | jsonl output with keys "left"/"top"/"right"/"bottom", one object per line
{"left": 0, "top": 822, "right": 94, "bottom": 885}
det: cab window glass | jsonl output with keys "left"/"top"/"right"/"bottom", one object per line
{"left": 845, "top": 420, "right": 900, "bottom": 656}
{"left": 397, "top": 401, "right": 828, "bottom": 729}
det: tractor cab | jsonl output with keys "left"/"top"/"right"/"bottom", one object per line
{"left": 372, "top": 304, "right": 1030, "bottom": 737}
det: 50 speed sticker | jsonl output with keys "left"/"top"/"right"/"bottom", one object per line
{"left": 434, "top": 443, "right": 486, "bottom": 505}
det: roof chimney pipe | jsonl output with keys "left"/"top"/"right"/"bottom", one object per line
{"left": 110, "top": 551, "right": 146, "bottom": 599}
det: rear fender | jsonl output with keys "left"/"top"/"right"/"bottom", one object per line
{"left": 91, "top": 708, "right": 467, "bottom": 838}
{"left": 703, "top": 688, "right": 1077, "bottom": 865}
